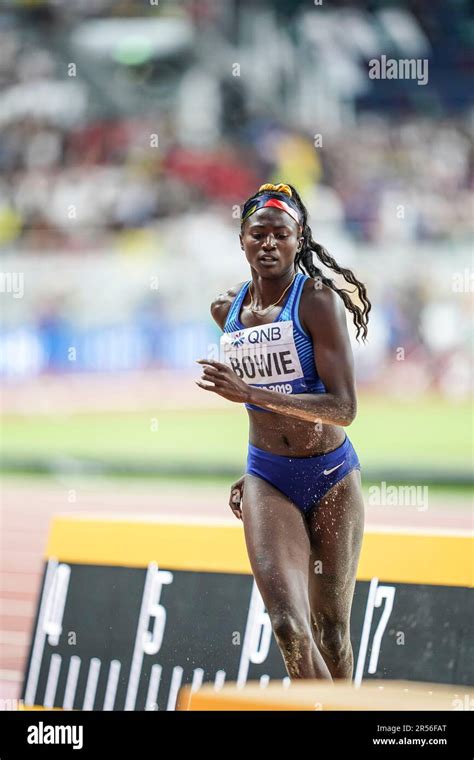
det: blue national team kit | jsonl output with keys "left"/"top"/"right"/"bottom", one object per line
{"left": 220, "top": 272, "right": 361, "bottom": 514}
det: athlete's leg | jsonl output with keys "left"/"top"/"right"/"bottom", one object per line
{"left": 241, "top": 473, "right": 332, "bottom": 680}
{"left": 306, "top": 468, "right": 365, "bottom": 680}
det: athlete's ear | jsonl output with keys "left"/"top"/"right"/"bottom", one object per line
{"left": 239, "top": 231, "right": 244, "bottom": 250}
{"left": 296, "top": 225, "right": 304, "bottom": 252}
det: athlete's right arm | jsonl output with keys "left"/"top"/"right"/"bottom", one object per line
{"left": 209, "top": 284, "right": 248, "bottom": 520}
{"left": 209, "top": 282, "right": 247, "bottom": 331}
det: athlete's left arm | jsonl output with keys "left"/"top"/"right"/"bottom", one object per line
{"left": 196, "top": 285, "right": 357, "bottom": 426}
{"left": 245, "top": 285, "right": 357, "bottom": 426}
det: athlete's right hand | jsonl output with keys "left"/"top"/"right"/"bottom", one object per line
{"left": 229, "top": 476, "right": 245, "bottom": 520}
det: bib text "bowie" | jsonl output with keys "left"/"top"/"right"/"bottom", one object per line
{"left": 220, "top": 321, "right": 305, "bottom": 387}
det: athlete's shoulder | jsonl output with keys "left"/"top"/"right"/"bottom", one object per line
{"left": 210, "top": 281, "right": 248, "bottom": 331}
{"left": 299, "top": 277, "right": 346, "bottom": 336}
{"left": 299, "top": 276, "right": 341, "bottom": 311}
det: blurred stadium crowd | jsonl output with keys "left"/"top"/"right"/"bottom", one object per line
{"left": 0, "top": 0, "right": 472, "bottom": 398}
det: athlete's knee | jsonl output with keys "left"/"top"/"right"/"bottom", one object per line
{"left": 271, "top": 612, "right": 312, "bottom": 649}
{"left": 317, "top": 616, "right": 351, "bottom": 657}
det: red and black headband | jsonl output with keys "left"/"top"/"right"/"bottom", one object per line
{"left": 241, "top": 183, "right": 303, "bottom": 228}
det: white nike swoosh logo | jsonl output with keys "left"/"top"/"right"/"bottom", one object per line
{"left": 323, "top": 461, "right": 345, "bottom": 475}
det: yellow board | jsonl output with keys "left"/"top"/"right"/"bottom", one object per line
{"left": 45, "top": 513, "right": 473, "bottom": 587}
{"left": 179, "top": 679, "right": 474, "bottom": 711}
{"left": 18, "top": 704, "right": 70, "bottom": 711}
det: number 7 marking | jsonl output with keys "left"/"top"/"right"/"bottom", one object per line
{"left": 354, "top": 577, "right": 396, "bottom": 687}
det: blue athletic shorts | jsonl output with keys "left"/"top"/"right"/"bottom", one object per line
{"left": 245, "top": 434, "right": 361, "bottom": 515}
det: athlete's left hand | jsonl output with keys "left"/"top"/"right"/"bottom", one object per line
{"left": 195, "top": 359, "right": 250, "bottom": 403}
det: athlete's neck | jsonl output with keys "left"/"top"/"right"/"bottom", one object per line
{"left": 248, "top": 270, "right": 296, "bottom": 310}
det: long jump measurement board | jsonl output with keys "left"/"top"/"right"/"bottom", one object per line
{"left": 21, "top": 515, "right": 473, "bottom": 710}
{"left": 179, "top": 679, "right": 474, "bottom": 711}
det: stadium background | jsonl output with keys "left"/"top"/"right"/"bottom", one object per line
{"left": 0, "top": 0, "right": 472, "bottom": 703}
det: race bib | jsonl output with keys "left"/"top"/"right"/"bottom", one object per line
{"left": 220, "top": 320, "right": 308, "bottom": 394}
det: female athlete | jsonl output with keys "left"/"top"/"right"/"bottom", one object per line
{"left": 196, "top": 182, "right": 371, "bottom": 681}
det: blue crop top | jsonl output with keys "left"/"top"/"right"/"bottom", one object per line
{"left": 220, "top": 272, "right": 327, "bottom": 412}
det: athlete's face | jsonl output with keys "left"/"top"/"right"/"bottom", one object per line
{"left": 240, "top": 208, "right": 303, "bottom": 275}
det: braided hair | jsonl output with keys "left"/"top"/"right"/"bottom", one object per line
{"left": 241, "top": 183, "right": 371, "bottom": 342}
